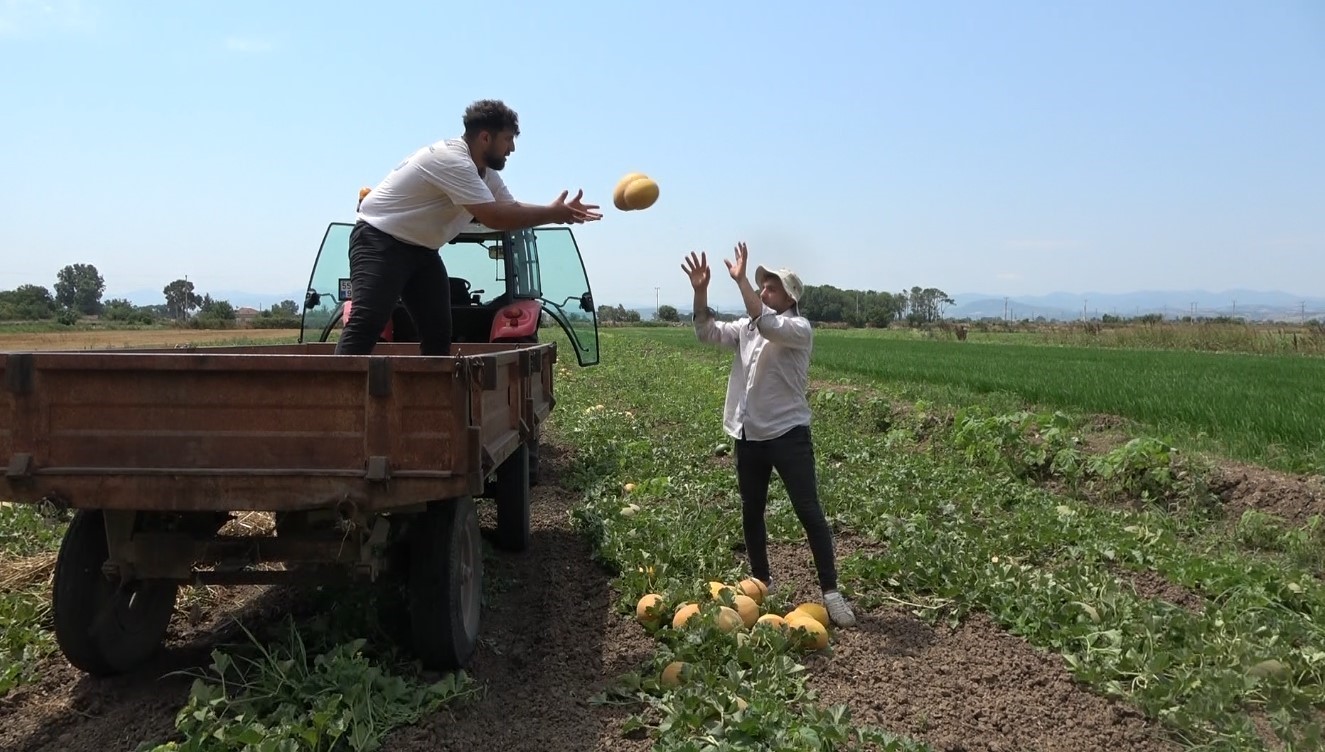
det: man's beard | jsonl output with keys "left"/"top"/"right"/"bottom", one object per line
{"left": 485, "top": 150, "right": 507, "bottom": 171}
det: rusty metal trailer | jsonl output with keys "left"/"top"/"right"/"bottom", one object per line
{"left": 0, "top": 340, "right": 554, "bottom": 676}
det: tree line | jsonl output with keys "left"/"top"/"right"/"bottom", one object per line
{"left": 0, "top": 263, "right": 300, "bottom": 328}
{"left": 596, "top": 285, "right": 954, "bottom": 327}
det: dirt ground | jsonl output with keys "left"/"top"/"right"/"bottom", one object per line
{"left": 0, "top": 328, "right": 300, "bottom": 352}
{"left": 1, "top": 442, "right": 1321, "bottom": 751}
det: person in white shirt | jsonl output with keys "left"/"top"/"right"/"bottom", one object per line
{"left": 683, "top": 242, "right": 857, "bottom": 628}
{"left": 335, "top": 99, "right": 602, "bottom": 356}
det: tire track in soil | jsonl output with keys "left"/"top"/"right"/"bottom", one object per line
{"left": 0, "top": 453, "right": 653, "bottom": 752}
{"left": 759, "top": 540, "right": 1182, "bottom": 752}
{"left": 386, "top": 451, "right": 654, "bottom": 751}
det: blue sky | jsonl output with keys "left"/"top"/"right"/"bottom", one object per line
{"left": 2, "top": 0, "right": 1322, "bottom": 312}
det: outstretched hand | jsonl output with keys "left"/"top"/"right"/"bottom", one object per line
{"left": 547, "top": 190, "right": 603, "bottom": 224}
{"left": 723, "top": 241, "right": 749, "bottom": 282}
{"left": 681, "top": 251, "right": 711, "bottom": 290}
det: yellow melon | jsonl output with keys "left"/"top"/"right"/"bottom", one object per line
{"left": 756, "top": 613, "right": 787, "bottom": 631}
{"left": 715, "top": 606, "right": 744, "bottom": 633}
{"left": 790, "top": 618, "right": 829, "bottom": 651}
{"left": 660, "top": 660, "right": 686, "bottom": 688}
{"left": 708, "top": 581, "right": 734, "bottom": 600}
{"left": 737, "top": 578, "right": 767, "bottom": 604}
{"left": 732, "top": 594, "right": 760, "bottom": 628}
{"left": 791, "top": 603, "right": 830, "bottom": 629}
{"left": 358, "top": 186, "right": 371, "bottom": 201}
{"left": 612, "top": 172, "right": 647, "bottom": 210}
{"left": 635, "top": 593, "right": 664, "bottom": 627}
{"left": 623, "top": 177, "right": 660, "bottom": 210}
{"left": 672, "top": 602, "right": 700, "bottom": 629}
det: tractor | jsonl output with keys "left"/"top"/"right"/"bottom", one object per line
{"left": 299, "top": 219, "right": 601, "bottom": 486}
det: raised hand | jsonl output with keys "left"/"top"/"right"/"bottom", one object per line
{"left": 723, "top": 241, "right": 749, "bottom": 282}
{"left": 681, "top": 251, "right": 711, "bottom": 290}
{"left": 547, "top": 189, "right": 603, "bottom": 224}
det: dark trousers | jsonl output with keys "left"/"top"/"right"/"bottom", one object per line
{"left": 333, "top": 220, "right": 452, "bottom": 356}
{"left": 735, "top": 425, "right": 838, "bottom": 592}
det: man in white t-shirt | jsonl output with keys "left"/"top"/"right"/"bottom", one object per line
{"left": 334, "top": 99, "right": 601, "bottom": 356}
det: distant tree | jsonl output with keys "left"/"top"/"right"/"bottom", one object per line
{"left": 163, "top": 279, "right": 203, "bottom": 320}
{"left": 253, "top": 299, "right": 301, "bottom": 328}
{"left": 193, "top": 295, "right": 236, "bottom": 328}
{"left": 54, "top": 263, "right": 105, "bottom": 315}
{"left": 101, "top": 298, "right": 157, "bottom": 325}
{"left": 0, "top": 284, "right": 57, "bottom": 320}
{"left": 655, "top": 304, "right": 680, "bottom": 323}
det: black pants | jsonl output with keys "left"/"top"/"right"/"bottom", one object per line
{"left": 735, "top": 425, "right": 838, "bottom": 591}
{"left": 333, "top": 221, "right": 452, "bottom": 356}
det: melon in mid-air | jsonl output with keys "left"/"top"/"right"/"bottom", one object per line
{"left": 613, "top": 172, "right": 660, "bottom": 211}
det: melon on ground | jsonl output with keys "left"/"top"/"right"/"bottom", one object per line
{"left": 672, "top": 602, "right": 700, "bottom": 629}
{"left": 737, "top": 578, "right": 767, "bottom": 604}
{"left": 715, "top": 606, "right": 744, "bottom": 633}
{"left": 661, "top": 661, "right": 686, "bottom": 688}
{"left": 636, "top": 593, "right": 664, "bottom": 626}
{"left": 732, "top": 594, "right": 760, "bottom": 628}
{"left": 791, "top": 603, "right": 830, "bottom": 629}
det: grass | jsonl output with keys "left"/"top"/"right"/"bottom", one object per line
{"left": 549, "top": 328, "right": 1324, "bottom": 751}
{"left": 608, "top": 327, "right": 1325, "bottom": 475}
{"left": 0, "top": 502, "right": 68, "bottom": 697}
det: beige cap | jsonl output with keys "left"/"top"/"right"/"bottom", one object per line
{"left": 755, "top": 265, "right": 804, "bottom": 302}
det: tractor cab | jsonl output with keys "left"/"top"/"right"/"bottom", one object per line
{"left": 298, "top": 221, "right": 600, "bottom": 367}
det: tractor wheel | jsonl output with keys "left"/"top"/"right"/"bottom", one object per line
{"left": 51, "top": 510, "right": 178, "bottom": 676}
{"left": 407, "top": 497, "right": 482, "bottom": 671}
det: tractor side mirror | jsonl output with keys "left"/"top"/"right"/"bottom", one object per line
{"left": 488, "top": 245, "right": 503, "bottom": 260}
{"left": 579, "top": 292, "right": 593, "bottom": 313}
{"left": 304, "top": 290, "right": 321, "bottom": 309}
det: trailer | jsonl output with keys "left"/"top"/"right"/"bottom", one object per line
{"left": 1, "top": 337, "right": 553, "bottom": 676}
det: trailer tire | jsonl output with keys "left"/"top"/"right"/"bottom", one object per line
{"left": 494, "top": 442, "right": 531, "bottom": 552}
{"left": 52, "top": 510, "right": 178, "bottom": 676}
{"left": 407, "top": 496, "right": 482, "bottom": 671}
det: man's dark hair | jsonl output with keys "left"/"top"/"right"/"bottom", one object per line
{"left": 463, "top": 100, "right": 520, "bottom": 137}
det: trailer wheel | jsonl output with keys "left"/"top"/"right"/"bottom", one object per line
{"left": 494, "top": 442, "right": 531, "bottom": 552}
{"left": 52, "top": 510, "right": 178, "bottom": 676}
{"left": 407, "top": 496, "right": 482, "bottom": 671}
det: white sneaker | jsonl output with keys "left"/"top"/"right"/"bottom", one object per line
{"left": 823, "top": 590, "right": 857, "bottom": 627}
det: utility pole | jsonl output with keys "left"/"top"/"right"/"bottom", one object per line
{"left": 1004, "top": 296, "right": 1009, "bottom": 322}
{"left": 654, "top": 286, "right": 660, "bottom": 318}
{"left": 1083, "top": 298, "right": 1088, "bottom": 321}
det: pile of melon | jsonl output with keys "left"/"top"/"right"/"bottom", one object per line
{"left": 635, "top": 577, "right": 832, "bottom": 653}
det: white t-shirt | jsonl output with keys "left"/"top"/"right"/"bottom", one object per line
{"left": 357, "top": 137, "right": 514, "bottom": 249}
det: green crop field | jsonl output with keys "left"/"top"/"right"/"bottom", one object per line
{"left": 617, "top": 327, "right": 1325, "bottom": 475}
{"left": 554, "top": 327, "right": 1324, "bottom": 750}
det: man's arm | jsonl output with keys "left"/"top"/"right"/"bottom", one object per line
{"left": 754, "top": 311, "right": 812, "bottom": 348}
{"left": 692, "top": 289, "right": 740, "bottom": 350}
{"left": 417, "top": 155, "right": 599, "bottom": 230}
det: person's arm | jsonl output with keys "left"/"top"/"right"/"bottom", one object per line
{"left": 753, "top": 311, "right": 812, "bottom": 348}
{"left": 417, "top": 155, "right": 601, "bottom": 230}
{"left": 683, "top": 251, "right": 739, "bottom": 349}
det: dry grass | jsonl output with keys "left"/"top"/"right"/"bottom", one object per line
{"left": 0, "top": 328, "right": 300, "bottom": 352}
{"left": 0, "top": 553, "right": 56, "bottom": 592}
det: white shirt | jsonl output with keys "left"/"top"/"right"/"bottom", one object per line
{"left": 357, "top": 137, "right": 515, "bottom": 249}
{"left": 695, "top": 305, "right": 813, "bottom": 441}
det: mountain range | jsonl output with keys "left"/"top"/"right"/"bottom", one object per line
{"left": 947, "top": 289, "right": 1325, "bottom": 322}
